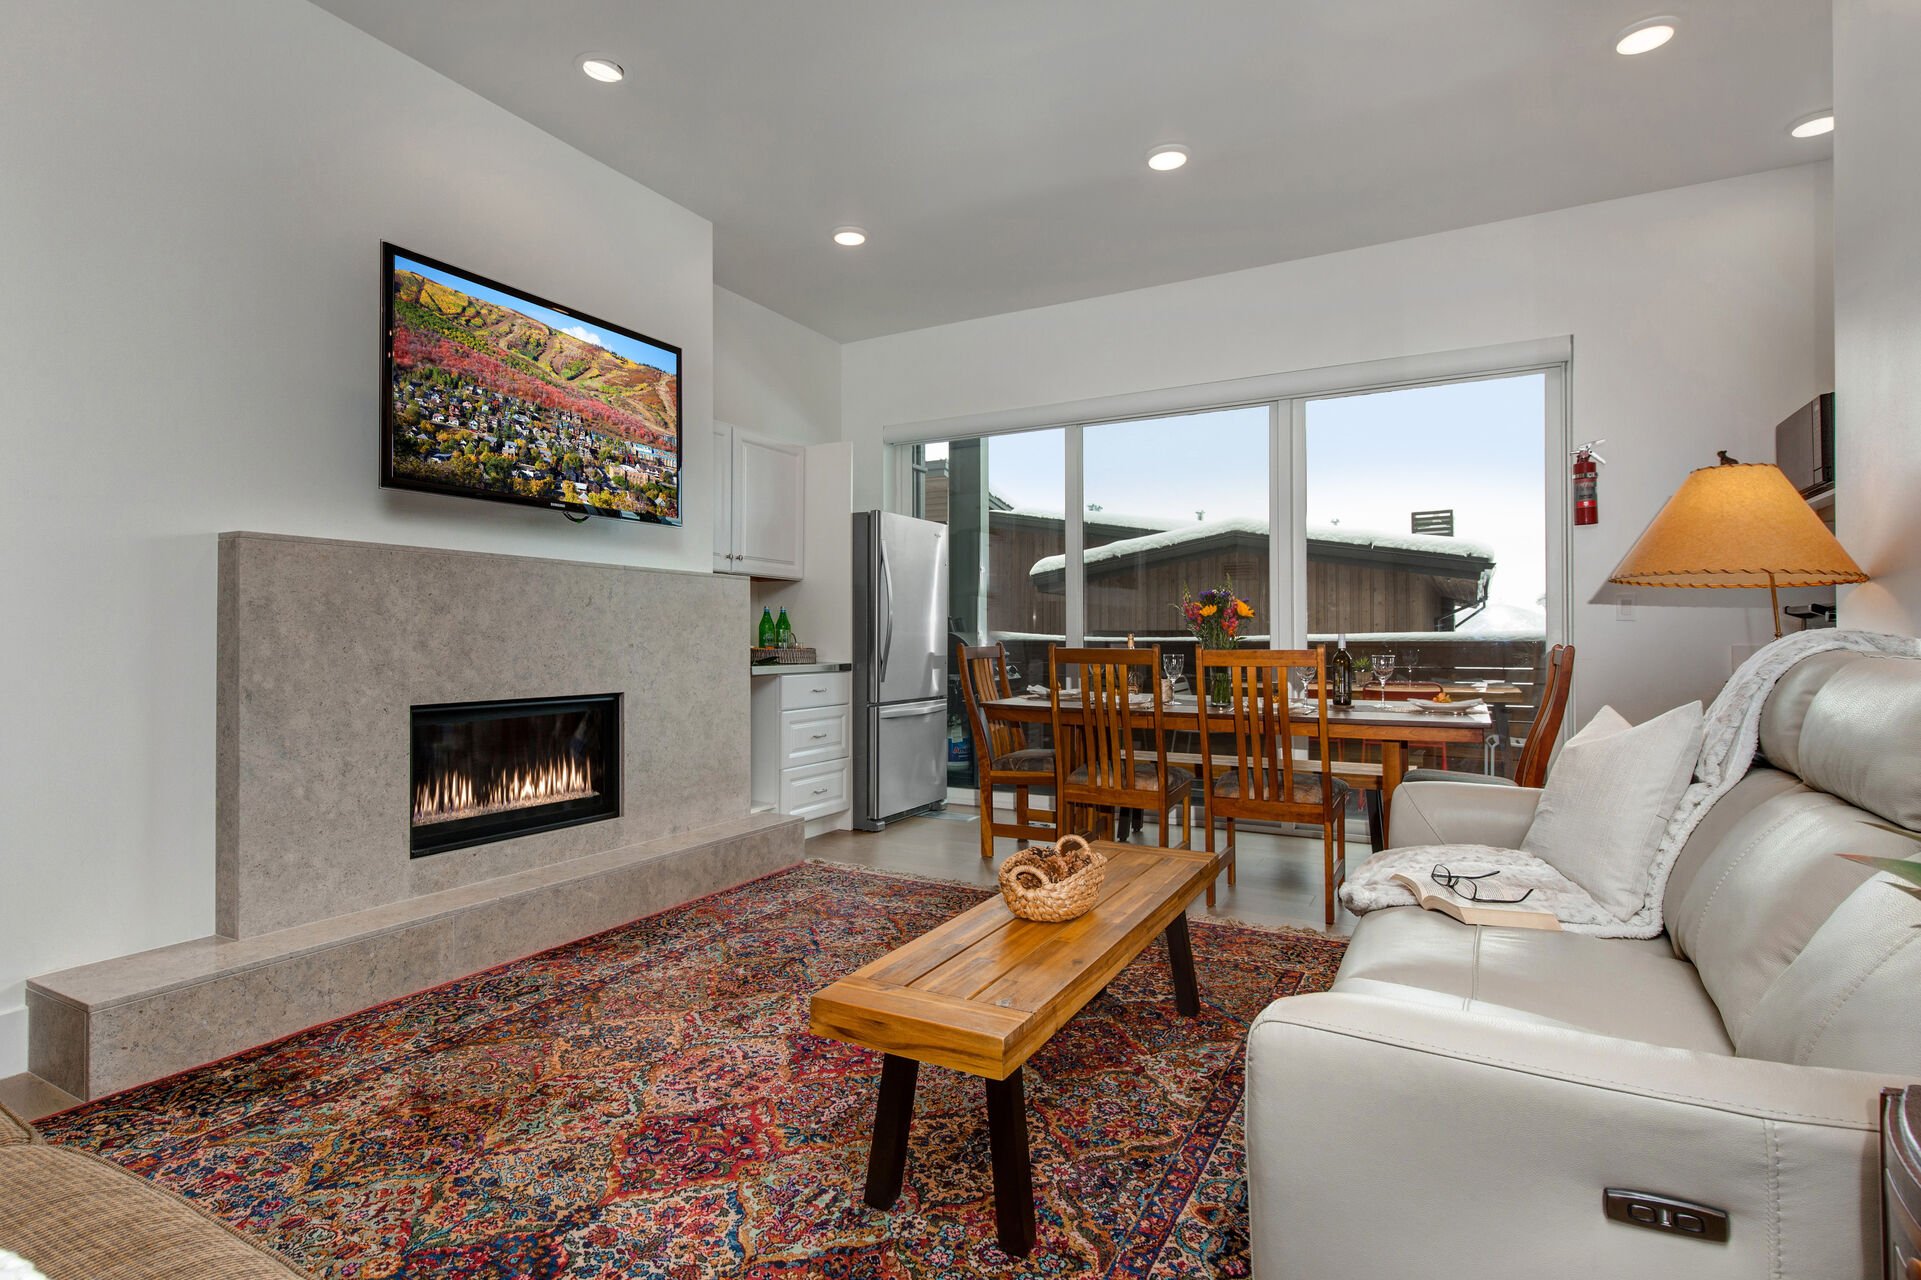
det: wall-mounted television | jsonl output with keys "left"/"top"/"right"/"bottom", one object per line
{"left": 381, "top": 244, "right": 682, "bottom": 525}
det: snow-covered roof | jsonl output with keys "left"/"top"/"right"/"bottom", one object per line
{"left": 1456, "top": 602, "right": 1547, "bottom": 635}
{"left": 1307, "top": 523, "right": 1496, "bottom": 562}
{"left": 1026, "top": 517, "right": 1495, "bottom": 577}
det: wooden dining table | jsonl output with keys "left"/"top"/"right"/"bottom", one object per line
{"left": 981, "top": 691, "right": 1493, "bottom": 844}
{"left": 1317, "top": 680, "right": 1527, "bottom": 775}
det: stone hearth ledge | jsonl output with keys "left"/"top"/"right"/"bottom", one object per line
{"left": 28, "top": 813, "right": 802, "bottom": 1100}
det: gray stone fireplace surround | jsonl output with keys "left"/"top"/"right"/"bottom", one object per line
{"left": 28, "top": 533, "right": 803, "bottom": 1098}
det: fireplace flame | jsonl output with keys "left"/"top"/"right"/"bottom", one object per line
{"left": 412, "top": 755, "right": 596, "bottom": 826}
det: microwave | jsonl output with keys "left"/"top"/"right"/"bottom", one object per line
{"left": 1774, "top": 392, "right": 1835, "bottom": 498}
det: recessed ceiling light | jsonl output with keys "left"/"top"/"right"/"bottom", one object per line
{"left": 1614, "top": 18, "right": 1677, "bottom": 55}
{"left": 580, "top": 57, "right": 624, "bottom": 83}
{"left": 833, "top": 227, "right": 867, "bottom": 247}
{"left": 1146, "top": 145, "right": 1189, "bottom": 172}
{"left": 1790, "top": 110, "right": 1835, "bottom": 139}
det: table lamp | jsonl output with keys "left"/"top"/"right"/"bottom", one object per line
{"left": 1607, "top": 455, "right": 1867, "bottom": 638}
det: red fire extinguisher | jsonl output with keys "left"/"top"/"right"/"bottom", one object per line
{"left": 1572, "top": 440, "right": 1606, "bottom": 526}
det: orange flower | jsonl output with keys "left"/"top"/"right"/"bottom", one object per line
{"left": 1235, "top": 600, "right": 1254, "bottom": 618}
{"left": 1199, "top": 604, "right": 1218, "bottom": 617}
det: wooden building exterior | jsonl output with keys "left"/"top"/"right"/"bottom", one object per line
{"left": 925, "top": 463, "right": 1529, "bottom": 785}
{"left": 922, "top": 451, "right": 1497, "bottom": 639}
{"left": 1009, "top": 513, "right": 1494, "bottom": 637}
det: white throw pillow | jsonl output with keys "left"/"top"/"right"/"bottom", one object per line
{"left": 1520, "top": 701, "right": 1704, "bottom": 920}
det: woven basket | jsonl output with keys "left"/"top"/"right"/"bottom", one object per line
{"left": 751, "top": 646, "right": 819, "bottom": 665}
{"left": 998, "top": 834, "right": 1108, "bottom": 922}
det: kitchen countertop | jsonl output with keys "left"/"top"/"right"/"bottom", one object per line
{"left": 748, "top": 661, "right": 853, "bottom": 676}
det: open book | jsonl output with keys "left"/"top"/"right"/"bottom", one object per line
{"left": 1391, "top": 872, "right": 1562, "bottom": 931}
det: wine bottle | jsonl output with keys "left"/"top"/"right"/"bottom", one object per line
{"left": 1331, "top": 632, "right": 1354, "bottom": 707}
{"left": 774, "top": 608, "right": 794, "bottom": 648}
{"left": 758, "top": 606, "right": 776, "bottom": 649}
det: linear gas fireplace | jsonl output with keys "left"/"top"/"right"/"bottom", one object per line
{"left": 410, "top": 694, "right": 621, "bottom": 857}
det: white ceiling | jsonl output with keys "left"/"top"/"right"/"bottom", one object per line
{"left": 310, "top": 1, "right": 1833, "bottom": 341}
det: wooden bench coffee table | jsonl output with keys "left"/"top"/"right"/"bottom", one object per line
{"left": 809, "top": 842, "right": 1222, "bottom": 1259}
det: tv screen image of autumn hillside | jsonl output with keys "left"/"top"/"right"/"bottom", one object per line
{"left": 386, "top": 254, "right": 681, "bottom": 522}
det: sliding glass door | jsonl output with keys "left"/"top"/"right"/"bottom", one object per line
{"left": 914, "top": 431, "right": 1066, "bottom": 790}
{"left": 1303, "top": 373, "right": 1550, "bottom": 771}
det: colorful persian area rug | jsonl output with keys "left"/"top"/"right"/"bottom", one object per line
{"left": 38, "top": 861, "right": 1346, "bottom": 1278}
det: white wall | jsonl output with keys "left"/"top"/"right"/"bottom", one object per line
{"left": 1834, "top": 1, "right": 1921, "bottom": 633}
{"left": 713, "top": 286, "right": 853, "bottom": 664}
{"left": 842, "top": 165, "right": 1835, "bottom": 727}
{"left": 0, "top": 1, "right": 718, "bottom": 1074}
{"left": 715, "top": 286, "right": 844, "bottom": 445}
{"left": 751, "top": 444, "right": 856, "bottom": 667}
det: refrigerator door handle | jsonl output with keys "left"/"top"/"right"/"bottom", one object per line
{"left": 878, "top": 541, "right": 895, "bottom": 686}
{"left": 876, "top": 699, "right": 944, "bottom": 720}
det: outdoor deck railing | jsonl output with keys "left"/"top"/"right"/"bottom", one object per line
{"left": 956, "top": 631, "right": 1549, "bottom": 785}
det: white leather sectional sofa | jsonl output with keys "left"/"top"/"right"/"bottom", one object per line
{"left": 1247, "top": 650, "right": 1921, "bottom": 1278}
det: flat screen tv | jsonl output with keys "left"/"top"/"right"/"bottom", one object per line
{"left": 381, "top": 244, "right": 682, "bottom": 525}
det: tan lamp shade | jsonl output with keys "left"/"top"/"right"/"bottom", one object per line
{"left": 1608, "top": 461, "right": 1866, "bottom": 590}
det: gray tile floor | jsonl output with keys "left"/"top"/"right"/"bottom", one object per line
{"left": 805, "top": 804, "right": 1361, "bottom": 936}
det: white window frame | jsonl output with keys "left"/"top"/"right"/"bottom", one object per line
{"left": 885, "top": 337, "right": 1572, "bottom": 657}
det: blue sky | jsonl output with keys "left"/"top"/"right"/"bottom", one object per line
{"left": 936, "top": 372, "right": 1547, "bottom": 611}
{"left": 395, "top": 254, "right": 679, "bottom": 375}
{"left": 1306, "top": 375, "right": 1546, "bottom": 609}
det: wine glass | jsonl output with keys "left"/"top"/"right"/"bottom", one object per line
{"left": 1288, "top": 667, "right": 1309, "bottom": 708}
{"left": 1373, "top": 652, "right": 1397, "bottom": 703}
{"left": 1162, "top": 653, "right": 1183, "bottom": 696}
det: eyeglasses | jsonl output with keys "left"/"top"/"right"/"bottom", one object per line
{"left": 1431, "top": 863, "right": 1536, "bottom": 905}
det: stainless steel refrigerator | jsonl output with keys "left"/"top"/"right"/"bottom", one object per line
{"left": 852, "top": 511, "right": 949, "bottom": 830}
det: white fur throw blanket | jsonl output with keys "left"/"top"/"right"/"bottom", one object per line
{"left": 1340, "top": 629, "right": 1921, "bottom": 937}
{"left": 0, "top": 1250, "right": 48, "bottom": 1280}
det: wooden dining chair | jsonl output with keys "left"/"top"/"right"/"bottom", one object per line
{"left": 1403, "top": 643, "right": 1577, "bottom": 788}
{"left": 1196, "top": 649, "right": 1349, "bottom": 926}
{"left": 1300, "top": 678, "right": 1446, "bottom": 850}
{"left": 1048, "top": 646, "right": 1193, "bottom": 851}
{"left": 958, "top": 643, "right": 1057, "bottom": 861}
{"left": 1514, "top": 643, "right": 1577, "bottom": 787}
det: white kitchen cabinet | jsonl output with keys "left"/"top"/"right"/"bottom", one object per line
{"left": 713, "top": 424, "right": 804, "bottom": 580}
{"left": 751, "top": 667, "right": 852, "bottom": 831}
{"left": 778, "top": 758, "right": 851, "bottom": 821}
{"left": 711, "top": 425, "right": 735, "bottom": 573}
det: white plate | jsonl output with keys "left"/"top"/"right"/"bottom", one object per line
{"left": 1410, "top": 698, "right": 1484, "bottom": 713}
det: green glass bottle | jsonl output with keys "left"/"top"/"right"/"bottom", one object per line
{"left": 774, "top": 608, "right": 794, "bottom": 648}
{"left": 758, "top": 606, "right": 776, "bottom": 648}
{"left": 1331, "top": 631, "right": 1354, "bottom": 707}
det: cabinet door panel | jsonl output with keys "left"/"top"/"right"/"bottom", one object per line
{"left": 780, "top": 671, "right": 851, "bottom": 710}
{"left": 780, "top": 705, "right": 849, "bottom": 768}
{"left": 780, "top": 759, "right": 849, "bottom": 818}
{"left": 733, "top": 434, "right": 805, "bottom": 579}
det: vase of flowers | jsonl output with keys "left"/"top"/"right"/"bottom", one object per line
{"left": 1177, "top": 583, "right": 1254, "bottom": 708}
